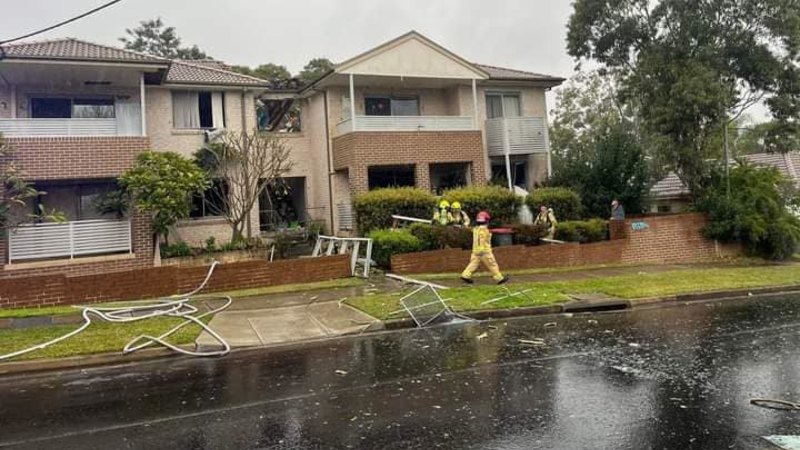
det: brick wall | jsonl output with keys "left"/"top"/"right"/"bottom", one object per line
{"left": 3, "top": 137, "right": 149, "bottom": 180}
{"left": 332, "top": 131, "right": 486, "bottom": 194}
{"left": 391, "top": 213, "right": 741, "bottom": 274}
{"left": 0, "top": 255, "right": 351, "bottom": 309}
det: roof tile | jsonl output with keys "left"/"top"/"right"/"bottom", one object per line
{"left": 0, "top": 38, "right": 167, "bottom": 64}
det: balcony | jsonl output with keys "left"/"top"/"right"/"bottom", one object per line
{"left": 8, "top": 219, "right": 132, "bottom": 263}
{"left": 0, "top": 115, "right": 143, "bottom": 138}
{"left": 336, "top": 115, "right": 475, "bottom": 136}
{"left": 485, "top": 117, "right": 549, "bottom": 157}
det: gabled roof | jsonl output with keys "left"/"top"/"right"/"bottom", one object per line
{"left": 650, "top": 172, "right": 691, "bottom": 199}
{"left": 0, "top": 38, "right": 168, "bottom": 65}
{"left": 334, "top": 31, "right": 490, "bottom": 80}
{"left": 474, "top": 63, "right": 565, "bottom": 84}
{"left": 165, "top": 60, "right": 272, "bottom": 88}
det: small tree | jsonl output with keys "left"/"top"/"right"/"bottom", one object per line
{"left": 0, "top": 135, "right": 62, "bottom": 229}
{"left": 120, "top": 18, "right": 210, "bottom": 59}
{"left": 195, "top": 131, "right": 293, "bottom": 242}
{"left": 119, "top": 151, "right": 209, "bottom": 245}
{"left": 299, "top": 57, "right": 334, "bottom": 84}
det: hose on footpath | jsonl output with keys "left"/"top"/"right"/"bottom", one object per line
{"left": 0, "top": 262, "right": 231, "bottom": 361}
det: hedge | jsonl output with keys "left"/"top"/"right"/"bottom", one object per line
{"left": 367, "top": 229, "right": 423, "bottom": 268}
{"left": 554, "top": 219, "right": 609, "bottom": 243}
{"left": 354, "top": 188, "right": 436, "bottom": 233}
{"left": 409, "top": 223, "right": 472, "bottom": 251}
{"left": 528, "top": 187, "right": 582, "bottom": 221}
{"left": 511, "top": 224, "right": 550, "bottom": 246}
{"left": 444, "top": 185, "right": 520, "bottom": 225}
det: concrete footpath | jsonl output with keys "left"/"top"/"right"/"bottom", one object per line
{"left": 195, "top": 285, "right": 383, "bottom": 350}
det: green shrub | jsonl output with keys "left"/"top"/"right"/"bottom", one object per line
{"left": 220, "top": 240, "right": 248, "bottom": 252}
{"left": 354, "top": 188, "right": 436, "bottom": 233}
{"left": 161, "top": 241, "right": 192, "bottom": 258}
{"left": 204, "top": 236, "right": 217, "bottom": 253}
{"left": 444, "top": 185, "right": 520, "bottom": 225}
{"left": 555, "top": 219, "right": 609, "bottom": 243}
{"left": 697, "top": 161, "right": 800, "bottom": 260}
{"left": 408, "top": 223, "right": 441, "bottom": 251}
{"left": 439, "top": 226, "right": 472, "bottom": 250}
{"left": 528, "top": 187, "right": 582, "bottom": 221}
{"left": 367, "top": 229, "right": 423, "bottom": 268}
{"left": 512, "top": 224, "right": 549, "bottom": 246}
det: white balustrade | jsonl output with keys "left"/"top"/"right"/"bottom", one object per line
{"left": 486, "top": 117, "right": 549, "bottom": 156}
{"left": 336, "top": 116, "right": 475, "bottom": 135}
{"left": 8, "top": 219, "right": 132, "bottom": 262}
{"left": 0, "top": 118, "right": 119, "bottom": 137}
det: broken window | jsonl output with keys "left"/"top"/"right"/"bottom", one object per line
{"left": 365, "top": 96, "right": 420, "bottom": 116}
{"left": 430, "top": 163, "right": 469, "bottom": 195}
{"left": 257, "top": 98, "right": 301, "bottom": 132}
{"left": 368, "top": 165, "right": 416, "bottom": 190}
{"left": 190, "top": 179, "right": 229, "bottom": 218}
{"left": 172, "top": 91, "right": 225, "bottom": 129}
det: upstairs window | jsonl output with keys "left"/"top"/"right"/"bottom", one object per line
{"left": 486, "top": 93, "right": 521, "bottom": 119}
{"left": 30, "top": 97, "right": 114, "bottom": 119}
{"left": 365, "top": 96, "right": 419, "bottom": 116}
{"left": 172, "top": 91, "right": 225, "bottom": 129}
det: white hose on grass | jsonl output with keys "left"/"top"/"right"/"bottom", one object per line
{"left": 0, "top": 261, "right": 232, "bottom": 361}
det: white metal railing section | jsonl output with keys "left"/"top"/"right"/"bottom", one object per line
{"left": 8, "top": 219, "right": 132, "bottom": 262}
{"left": 486, "top": 117, "right": 549, "bottom": 156}
{"left": 0, "top": 118, "right": 119, "bottom": 137}
{"left": 336, "top": 115, "right": 475, "bottom": 135}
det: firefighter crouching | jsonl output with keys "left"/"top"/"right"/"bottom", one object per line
{"left": 449, "top": 201, "right": 470, "bottom": 227}
{"left": 534, "top": 205, "right": 558, "bottom": 239}
{"left": 460, "top": 211, "right": 509, "bottom": 285}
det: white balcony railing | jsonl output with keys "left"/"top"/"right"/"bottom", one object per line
{"left": 336, "top": 115, "right": 475, "bottom": 135}
{"left": 0, "top": 118, "right": 119, "bottom": 137}
{"left": 486, "top": 117, "right": 549, "bottom": 157}
{"left": 8, "top": 219, "right": 132, "bottom": 262}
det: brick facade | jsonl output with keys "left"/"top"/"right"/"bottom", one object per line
{"left": 0, "top": 254, "right": 351, "bottom": 309}
{"left": 332, "top": 131, "right": 486, "bottom": 194}
{"left": 391, "top": 213, "right": 742, "bottom": 274}
{"left": 3, "top": 137, "right": 149, "bottom": 180}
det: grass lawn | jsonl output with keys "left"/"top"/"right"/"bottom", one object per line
{"left": 0, "top": 317, "right": 207, "bottom": 361}
{"left": 347, "top": 264, "right": 800, "bottom": 320}
{"left": 0, "top": 277, "right": 365, "bottom": 320}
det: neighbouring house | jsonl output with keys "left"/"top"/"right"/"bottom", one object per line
{"left": 0, "top": 38, "right": 271, "bottom": 276}
{"left": 648, "top": 151, "right": 800, "bottom": 213}
{"left": 0, "top": 31, "right": 563, "bottom": 277}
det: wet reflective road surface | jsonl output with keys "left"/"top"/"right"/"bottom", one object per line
{"left": 2, "top": 294, "right": 800, "bottom": 449}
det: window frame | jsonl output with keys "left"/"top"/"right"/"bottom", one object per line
{"left": 364, "top": 95, "right": 420, "bottom": 117}
{"left": 29, "top": 96, "right": 116, "bottom": 119}
{"left": 190, "top": 179, "right": 229, "bottom": 219}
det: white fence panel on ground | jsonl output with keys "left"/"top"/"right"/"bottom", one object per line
{"left": 9, "top": 219, "right": 132, "bottom": 262}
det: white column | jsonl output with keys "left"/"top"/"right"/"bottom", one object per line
{"left": 504, "top": 122, "right": 513, "bottom": 190}
{"left": 471, "top": 79, "right": 479, "bottom": 130}
{"left": 543, "top": 116, "right": 552, "bottom": 177}
{"left": 139, "top": 73, "right": 147, "bottom": 136}
{"left": 349, "top": 73, "right": 357, "bottom": 132}
{"left": 10, "top": 85, "right": 17, "bottom": 119}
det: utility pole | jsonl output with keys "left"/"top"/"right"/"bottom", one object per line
{"left": 723, "top": 119, "right": 731, "bottom": 197}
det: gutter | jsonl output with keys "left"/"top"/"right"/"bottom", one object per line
{"left": 317, "top": 88, "right": 336, "bottom": 231}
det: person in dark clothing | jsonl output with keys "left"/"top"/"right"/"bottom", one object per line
{"left": 611, "top": 199, "right": 625, "bottom": 220}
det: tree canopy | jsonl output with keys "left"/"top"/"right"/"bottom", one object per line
{"left": 230, "top": 63, "right": 292, "bottom": 85}
{"left": 567, "top": 0, "right": 800, "bottom": 195}
{"left": 120, "top": 18, "right": 210, "bottom": 60}
{"left": 298, "top": 58, "right": 334, "bottom": 83}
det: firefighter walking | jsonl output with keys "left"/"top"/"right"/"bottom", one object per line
{"left": 460, "top": 211, "right": 509, "bottom": 285}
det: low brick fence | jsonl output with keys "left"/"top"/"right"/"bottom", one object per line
{"left": 0, "top": 255, "right": 351, "bottom": 309}
{"left": 391, "top": 213, "right": 741, "bottom": 275}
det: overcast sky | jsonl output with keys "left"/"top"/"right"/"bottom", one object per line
{"left": 1, "top": 0, "right": 575, "bottom": 76}
{"left": 0, "top": 0, "right": 772, "bottom": 122}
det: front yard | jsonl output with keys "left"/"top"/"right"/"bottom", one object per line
{"left": 346, "top": 264, "right": 800, "bottom": 320}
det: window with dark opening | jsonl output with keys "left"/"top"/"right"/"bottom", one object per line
{"left": 368, "top": 165, "right": 416, "bottom": 190}
{"left": 190, "top": 179, "right": 229, "bottom": 218}
{"left": 365, "top": 96, "right": 419, "bottom": 116}
{"left": 198, "top": 92, "right": 213, "bottom": 128}
{"left": 172, "top": 91, "right": 224, "bottom": 129}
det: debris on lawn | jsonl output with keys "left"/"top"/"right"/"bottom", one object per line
{"left": 518, "top": 338, "right": 546, "bottom": 346}
{"left": 544, "top": 322, "right": 557, "bottom": 328}
{"left": 335, "top": 369, "right": 348, "bottom": 376}
{"left": 476, "top": 332, "right": 489, "bottom": 340}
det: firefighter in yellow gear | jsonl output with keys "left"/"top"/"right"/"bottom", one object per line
{"left": 449, "top": 201, "right": 470, "bottom": 227}
{"left": 534, "top": 205, "right": 558, "bottom": 239}
{"left": 461, "top": 211, "right": 509, "bottom": 285}
{"left": 432, "top": 200, "right": 451, "bottom": 226}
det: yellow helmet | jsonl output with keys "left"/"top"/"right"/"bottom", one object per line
{"left": 451, "top": 201, "right": 462, "bottom": 210}
{"left": 439, "top": 200, "right": 450, "bottom": 209}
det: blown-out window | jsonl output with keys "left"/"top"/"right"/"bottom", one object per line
{"left": 172, "top": 91, "right": 225, "bottom": 129}
{"left": 190, "top": 179, "right": 229, "bottom": 218}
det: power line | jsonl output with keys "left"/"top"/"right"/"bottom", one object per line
{"left": 0, "top": 0, "right": 126, "bottom": 45}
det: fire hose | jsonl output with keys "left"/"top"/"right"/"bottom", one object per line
{"left": 0, "top": 262, "right": 231, "bottom": 361}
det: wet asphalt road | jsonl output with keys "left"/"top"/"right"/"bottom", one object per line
{"left": 2, "top": 294, "right": 800, "bottom": 450}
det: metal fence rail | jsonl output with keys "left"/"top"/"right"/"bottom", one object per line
{"left": 9, "top": 219, "right": 132, "bottom": 262}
